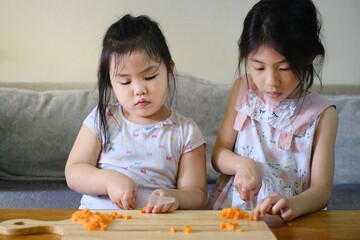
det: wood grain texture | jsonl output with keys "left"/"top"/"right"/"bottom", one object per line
{"left": 0, "top": 210, "right": 275, "bottom": 240}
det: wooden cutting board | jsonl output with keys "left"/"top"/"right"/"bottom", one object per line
{"left": 0, "top": 210, "right": 276, "bottom": 240}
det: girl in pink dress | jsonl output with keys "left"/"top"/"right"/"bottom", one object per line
{"left": 207, "top": 0, "right": 338, "bottom": 222}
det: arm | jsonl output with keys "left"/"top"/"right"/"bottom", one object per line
{"left": 212, "top": 78, "right": 262, "bottom": 201}
{"left": 254, "top": 106, "right": 338, "bottom": 221}
{"left": 65, "top": 125, "right": 137, "bottom": 209}
{"left": 144, "top": 144, "right": 207, "bottom": 213}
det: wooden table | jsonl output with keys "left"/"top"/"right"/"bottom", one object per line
{"left": 0, "top": 209, "right": 359, "bottom": 239}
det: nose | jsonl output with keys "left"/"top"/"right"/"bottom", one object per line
{"left": 265, "top": 69, "right": 280, "bottom": 87}
{"left": 134, "top": 80, "right": 147, "bottom": 96}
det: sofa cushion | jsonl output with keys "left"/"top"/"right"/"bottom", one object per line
{"left": 0, "top": 180, "right": 81, "bottom": 209}
{"left": 175, "top": 73, "right": 230, "bottom": 183}
{"left": 327, "top": 95, "right": 360, "bottom": 184}
{"left": 0, "top": 88, "right": 98, "bottom": 180}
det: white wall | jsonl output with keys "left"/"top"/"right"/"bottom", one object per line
{"left": 0, "top": 0, "right": 359, "bottom": 85}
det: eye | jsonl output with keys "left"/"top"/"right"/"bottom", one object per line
{"left": 120, "top": 81, "right": 130, "bottom": 85}
{"left": 145, "top": 74, "right": 158, "bottom": 80}
{"left": 254, "top": 67, "right": 264, "bottom": 71}
{"left": 279, "top": 67, "right": 291, "bottom": 71}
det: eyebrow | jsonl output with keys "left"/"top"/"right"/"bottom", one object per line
{"left": 249, "top": 58, "right": 288, "bottom": 64}
{"left": 115, "top": 65, "right": 159, "bottom": 77}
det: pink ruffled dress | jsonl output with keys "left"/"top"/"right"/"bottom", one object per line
{"left": 207, "top": 76, "right": 334, "bottom": 210}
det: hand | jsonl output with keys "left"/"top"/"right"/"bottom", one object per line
{"left": 105, "top": 170, "right": 137, "bottom": 210}
{"left": 253, "top": 192, "right": 295, "bottom": 221}
{"left": 233, "top": 157, "right": 262, "bottom": 202}
{"left": 143, "top": 189, "right": 180, "bottom": 214}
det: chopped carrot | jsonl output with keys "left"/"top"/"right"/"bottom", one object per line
{"left": 125, "top": 215, "right": 132, "bottom": 220}
{"left": 139, "top": 209, "right": 146, "bottom": 214}
{"left": 71, "top": 208, "right": 119, "bottom": 231}
{"left": 219, "top": 221, "right": 239, "bottom": 231}
{"left": 248, "top": 214, "right": 256, "bottom": 221}
{"left": 170, "top": 227, "right": 177, "bottom": 233}
{"left": 183, "top": 225, "right": 192, "bottom": 234}
{"left": 219, "top": 208, "right": 249, "bottom": 219}
{"left": 236, "top": 228, "right": 244, "bottom": 232}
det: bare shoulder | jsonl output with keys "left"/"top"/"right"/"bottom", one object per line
{"left": 314, "top": 106, "right": 338, "bottom": 145}
{"left": 319, "top": 106, "right": 338, "bottom": 127}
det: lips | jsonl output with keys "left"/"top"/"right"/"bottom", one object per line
{"left": 136, "top": 99, "right": 150, "bottom": 106}
{"left": 267, "top": 91, "right": 281, "bottom": 99}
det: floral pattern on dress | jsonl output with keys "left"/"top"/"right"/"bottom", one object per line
{"left": 207, "top": 80, "right": 332, "bottom": 210}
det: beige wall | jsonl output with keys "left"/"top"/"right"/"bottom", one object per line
{"left": 0, "top": 0, "right": 359, "bottom": 85}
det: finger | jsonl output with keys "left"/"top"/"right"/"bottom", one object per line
{"left": 233, "top": 178, "right": 243, "bottom": 194}
{"left": 271, "top": 198, "right": 287, "bottom": 215}
{"left": 280, "top": 208, "right": 293, "bottom": 221}
{"left": 240, "top": 188, "right": 251, "bottom": 202}
{"left": 259, "top": 197, "right": 275, "bottom": 216}
{"left": 160, "top": 203, "right": 173, "bottom": 213}
{"left": 123, "top": 189, "right": 135, "bottom": 210}
{"left": 114, "top": 200, "right": 125, "bottom": 210}
{"left": 144, "top": 205, "right": 154, "bottom": 213}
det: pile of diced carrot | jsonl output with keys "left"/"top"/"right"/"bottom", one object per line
{"left": 219, "top": 208, "right": 249, "bottom": 220}
{"left": 71, "top": 208, "right": 126, "bottom": 231}
{"left": 219, "top": 208, "right": 256, "bottom": 232}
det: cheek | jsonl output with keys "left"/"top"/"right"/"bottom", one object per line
{"left": 112, "top": 87, "right": 129, "bottom": 104}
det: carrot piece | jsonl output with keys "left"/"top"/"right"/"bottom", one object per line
{"left": 183, "top": 225, "right": 192, "bottom": 234}
{"left": 139, "top": 209, "right": 146, "bottom": 214}
{"left": 125, "top": 215, "right": 132, "bottom": 220}
{"left": 170, "top": 227, "right": 177, "bottom": 233}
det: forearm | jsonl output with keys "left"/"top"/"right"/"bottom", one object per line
{"left": 65, "top": 163, "right": 114, "bottom": 195}
{"left": 290, "top": 185, "right": 332, "bottom": 219}
{"left": 173, "top": 187, "right": 207, "bottom": 210}
{"left": 212, "top": 146, "right": 254, "bottom": 175}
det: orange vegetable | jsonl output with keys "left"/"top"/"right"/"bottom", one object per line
{"left": 219, "top": 221, "right": 239, "bottom": 231}
{"left": 183, "top": 225, "right": 192, "bottom": 234}
{"left": 219, "top": 208, "right": 249, "bottom": 219}
{"left": 170, "top": 227, "right": 177, "bottom": 233}
{"left": 71, "top": 208, "right": 119, "bottom": 231}
{"left": 125, "top": 215, "right": 132, "bottom": 220}
{"left": 139, "top": 209, "right": 146, "bottom": 214}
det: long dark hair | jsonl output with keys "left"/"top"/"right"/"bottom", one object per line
{"left": 97, "top": 14, "right": 175, "bottom": 150}
{"left": 238, "top": 0, "right": 325, "bottom": 95}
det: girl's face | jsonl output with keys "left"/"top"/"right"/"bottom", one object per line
{"left": 110, "top": 51, "right": 172, "bottom": 125}
{"left": 247, "top": 45, "right": 300, "bottom": 101}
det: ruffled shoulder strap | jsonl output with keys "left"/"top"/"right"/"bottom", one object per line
{"left": 233, "top": 75, "right": 255, "bottom": 131}
{"left": 278, "top": 92, "right": 334, "bottom": 150}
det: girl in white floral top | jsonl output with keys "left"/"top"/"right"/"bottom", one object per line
{"left": 65, "top": 14, "right": 207, "bottom": 213}
{"left": 207, "top": 0, "right": 338, "bottom": 222}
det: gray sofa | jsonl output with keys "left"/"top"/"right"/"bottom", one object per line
{"left": 1, "top": 72, "right": 359, "bottom": 209}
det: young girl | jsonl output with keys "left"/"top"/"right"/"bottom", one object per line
{"left": 65, "top": 14, "right": 207, "bottom": 213}
{"left": 207, "top": 0, "right": 338, "bottom": 222}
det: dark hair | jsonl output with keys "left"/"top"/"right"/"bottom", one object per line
{"left": 238, "top": 0, "right": 325, "bottom": 93}
{"left": 97, "top": 14, "right": 175, "bottom": 150}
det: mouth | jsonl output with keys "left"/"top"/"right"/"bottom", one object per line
{"left": 267, "top": 91, "right": 282, "bottom": 99}
{"left": 136, "top": 99, "right": 150, "bottom": 106}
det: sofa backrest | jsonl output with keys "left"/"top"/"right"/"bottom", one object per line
{"left": 0, "top": 72, "right": 359, "bottom": 185}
